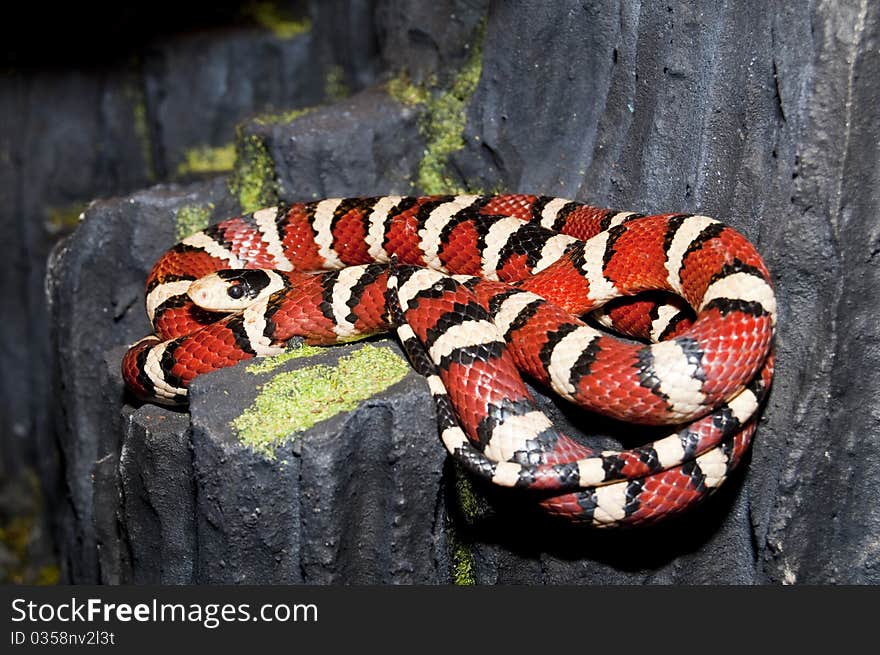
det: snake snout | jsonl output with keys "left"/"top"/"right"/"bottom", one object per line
{"left": 191, "top": 287, "right": 210, "bottom": 305}
{"left": 186, "top": 279, "right": 211, "bottom": 307}
{"left": 187, "top": 274, "right": 245, "bottom": 311}
{"left": 188, "top": 269, "right": 286, "bottom": 311}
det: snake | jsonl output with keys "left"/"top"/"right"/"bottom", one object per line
{"left": 121, "top": 194, "right": 776, "bottom": 527}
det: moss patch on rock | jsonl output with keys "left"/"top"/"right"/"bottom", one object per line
{"left": 0, "top": 472, "right": 59, "bottom": 585}
{"left": 417, "top": 40, "right": 484, "bottom": 195}
{"left": 229, "top": 129, "right": 278, "bottom": 212}
{"left": 176, "top": 144, "right": 236, "bottom": 176}
{"left": 252, "top": 106, "right": 314, "bottom": 127}
{"left": 126, "top": 80, "right": 155, "bottom": 181}
{"left": 233, "top": 345, "right": 410, "bottom": 458}
{"left": 324, "top": 65, "right": 349, "bottom": 102}
{"left": 454, "top": 467, "right": 485, "bottom": 526}
{"left": 385, "top": 25, "right": 486, "bottom": 195}
{"left": 174, "top": 203, "right": 215, "bottom": 240}
{"left": 244, "top": 344, "right": 324, "bottom": 375}
{"left": 245, "top": 1, "right": 311, "bottom": 40}
{"left": 450, "top": 530, "right": 476, "bottom": 586}
{"left": 446, "top": 462, "right": 490, "bottom": 586}
{"left": 386, "top": 74, "right": 432, "bottom": 108}
{"left": 45, "top": 203, "right": 85, "bottom": 237}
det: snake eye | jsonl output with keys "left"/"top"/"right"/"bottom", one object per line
{"left": 227, "top": 284, "right": 245, "bottom": 299}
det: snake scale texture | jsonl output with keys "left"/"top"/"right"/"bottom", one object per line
{"left": 122, "top": 194, "right": 776, "bottom": 527}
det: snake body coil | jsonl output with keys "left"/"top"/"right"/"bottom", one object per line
{"left": 122, "top": 194, "right": 776, "bottom": 527}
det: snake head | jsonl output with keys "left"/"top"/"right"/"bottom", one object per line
{"left": 187, "top": 269, "right": 286, "bottom": 311}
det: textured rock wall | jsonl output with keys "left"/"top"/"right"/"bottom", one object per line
{"left": 1, "top": 1, "right": 381, "bottom": 582}
{"left": 43, "top": 0, "right": 880, "bottom": 583}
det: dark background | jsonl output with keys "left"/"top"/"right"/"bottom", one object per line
{"left": 3, "top": 0, "right": 879, "bottom": 583}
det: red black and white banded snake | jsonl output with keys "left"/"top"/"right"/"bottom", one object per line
{"left": 121, "top": 194, "right": 776, "bottom": 527}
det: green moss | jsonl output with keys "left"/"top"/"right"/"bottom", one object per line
{"left": 245, "top": 1, "right": 311, "bottom": 39}
{"left": 0, "top": 516, "right": 34, "bottom": 579}
{"left": 324, "top": 65, "right": 349, "bottom": 102}
{"left": 176, "top": 144, "right": 236, "bottom": 176}
{"left": 454, "top": 466, "right": 484, "bottom": 524}
{"left": 130, "top": 86, "right": 155, "bottom": 182}
{"left": 446, "top": 461, "right": 492, "bottom": 586}
{"left": 0, "top": 472, "right": 58, "bottom": 585}
{"left": 252, "top": 106, "right": 314, "bottom": 127}
{"left": 417, "top": 37, "right": 485, "bottom": 194}
{"left": 450, "top": 532, "right": 476, "bottom": 585}
{"left": 245, "top": 344, "right": 324, "bottom": 375}
{"left": 174, "top": 203, "right": 215, "bottom": 240}
{"left": 447, "top": 470, "right": 479, "bottom": 586}
{"left": 45, "top": 203, "right": 85, "bottom": 236}
{"left": 233, "top": 345, "right": 410, "bottom": 458}
{"left": 36, "top": 565, "right": 61, "bottom": 585}
{"left": 229, "top": 129, "right": 278, "bottom": 212}
{"left": 384, "top": 26, "right": 486, "bottom": 195}
{"left": 386, "top": 74, "right": 431, "bottom": 107}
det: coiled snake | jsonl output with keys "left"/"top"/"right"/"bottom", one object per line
{"left": 122, "top": 194, "right": 776, "bottom": 526}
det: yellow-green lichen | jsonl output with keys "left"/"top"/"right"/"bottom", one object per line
{"left": 229, "top": 129, "right": 278, "bottom": 212}
{"left": 447, "top": 462, "right": 490, "bottom": 585}
{"left": 0, "top": 516, "right": 34, "bottom": 584}
{"left": 386, "top": 74, "right": 431, "bottom": 108}
{"left": 245, "top": 1, "right": 311, "bottom": 40}
{"left": 233, "top": 345, "right": 410, "bottom": 458}
{"left": 418, "top": 42, "right": 484, "bottom": 194}
{"left": 454, "top": 465, "right": 485, "bottom": 525}
{"left": 324, "top": 65, "right": 349, "bottom": 102}
{"left": 450, "top": 531, "right": 476, "bottom": 585}
{"left": 127, "top": 82, "right": 155, "bottom": 182}
{"left": 175, "top": 203, "right": 215, "bottom": 240}
{"left": 45, "top": 203, "right": 85, "bottom": 236}
{"left": 35, "top": 565, "right": 61, "bottom": 585}
{"left": 252, "top": 106, "right": 314, "bottom": 127}
{"left": 245, "top": 344, "right": 324, "bottom": 375}
{"left": 176, "top": 144, "right": 236, "bottom": 176}
{"left": 0, "top": 472, "right": 58, "bottom": 585}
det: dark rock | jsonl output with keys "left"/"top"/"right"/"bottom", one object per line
{"left": 92, "top": 452, "right": 129, "bottom": 585}
{"left": 47, "top": 177, "right": 240, "bottom": 582}
{"left": 119, "top": 403, "right": 195, "bottom": 584}
{"left": 0, "top": 66, "right": 153, "bottom": 518}
{"left": 375, "top": 0, "right": 488, "bottom": 84}
{"left": 310, "top": 0, "right": 382, "bottom": 91}
{"left": 187, "top": 340, "right": 444, "bottom": 583}
{"left": 143, "top": 26, "right": 324, "bottom": 180}
{"left": 2, "top": 0, "right": 384, "bottom": 583}
{"left": 240, "top": 85, "right": 425, "bottom": 201}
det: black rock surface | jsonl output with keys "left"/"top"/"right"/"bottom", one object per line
{"left": 116, "top": 339, "right": 447, "bottom": 584}
{"left": 119, "top": 403, "right": 194, "bottom": 584}
{"left": 44, "top": 0, "right": 880, "bottom": 584}
{"left": 242, "top": 86, "right": 425, "bottom": 200}
{"left": 142, "top": 25, "right": 323, "bottom": 180}
{"left": 48, "top": 178, "right": 240, "bottom": 582}
{"left": 376, "top": 0, "right": 489, "bottom": 84}
{"left": 1, "top": 0, "right": 384, "bottom": 583}
{"left": 185, "top": 341, "right": 445, "bottom": 584}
